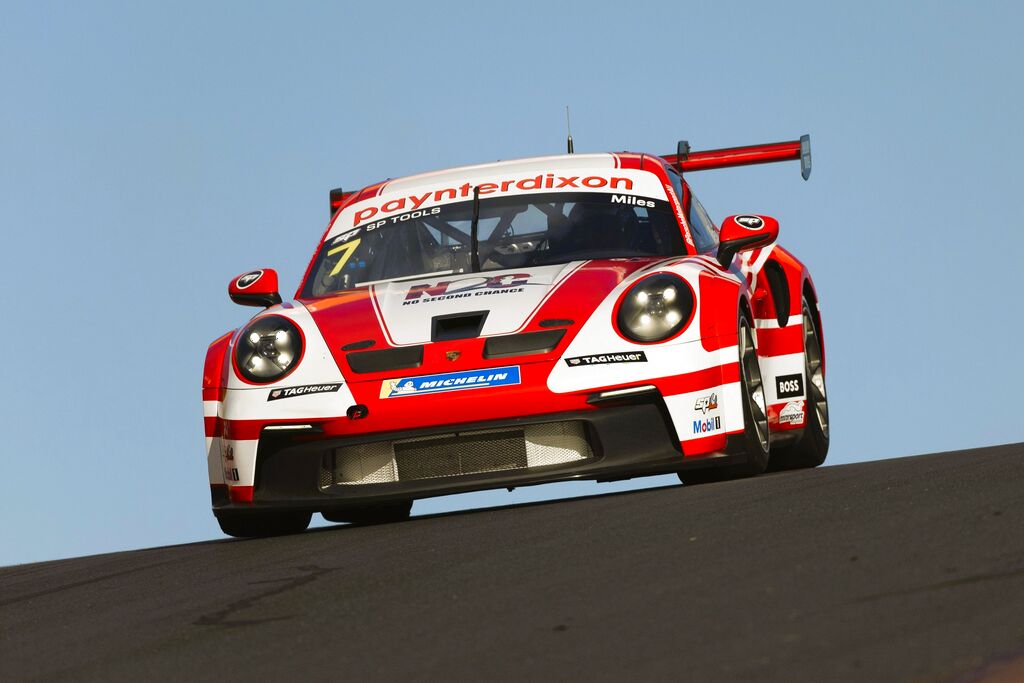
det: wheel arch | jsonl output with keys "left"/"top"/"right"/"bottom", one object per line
{"left": 801, "top": 276, "right": 825, "bottom": 373}
{"left": 203, "top": 330, "right": 234, "bottom": 398}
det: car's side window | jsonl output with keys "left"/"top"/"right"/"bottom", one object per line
{"left": 688, "top": 189, "right": 719, "bottom": 250}
{"left": 668, "top": 172, "right": 716, "bottom": 253}
{"left": 665, "top": 169, "right": 699, "bottom": 252}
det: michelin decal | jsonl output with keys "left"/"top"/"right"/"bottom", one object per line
{"left": 380, "top": 366, "right": 521, "bottom": 398}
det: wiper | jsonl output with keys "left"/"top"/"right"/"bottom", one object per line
{"left": 470, "top": 185, "right": 481, "bottom": 272}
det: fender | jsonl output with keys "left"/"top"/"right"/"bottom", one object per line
{"left": 202, "top": 331, "right": 233, "bottom": 505}
{"left": 202, "top": 331, "right": 233, "bottom": 402}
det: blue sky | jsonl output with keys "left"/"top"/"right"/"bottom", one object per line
{"left": 2, "top": 1, "right": 1021, "bottom": 566}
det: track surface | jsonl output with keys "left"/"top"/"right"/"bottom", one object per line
{"left": 3, "top": 444, "right": 1023, "bottom": 682}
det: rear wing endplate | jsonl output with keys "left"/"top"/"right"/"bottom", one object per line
{"left": 329, "top": 187, "right": 353, "bottom": 217}
{"left": 663, "top": 134, "right": 811, "bottom": 180}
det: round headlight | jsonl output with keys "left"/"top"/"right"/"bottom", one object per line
{"left": 616, "top": 274, "right": 694, "bottom": 343}
{"left": 234, "top": 315, "right": 304, "bottom": 383}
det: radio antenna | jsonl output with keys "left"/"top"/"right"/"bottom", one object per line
{"left": 565, "top": 106, "right": 574, "bottom": 154}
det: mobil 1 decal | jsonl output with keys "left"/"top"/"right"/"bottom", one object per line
{"left": 775, "top": 373, "right": 805, "bottom": 399}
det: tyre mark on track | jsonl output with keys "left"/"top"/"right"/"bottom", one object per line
{"left": 193, "top": 564, "right": 336, "bottom": 628}
{"left": 0, "top": 559, "right": 181, "bottom": 608}
{"left": 850, "top": 565, "right": 1024, "bottom": 605}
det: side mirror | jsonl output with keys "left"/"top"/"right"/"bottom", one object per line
{"left": 716, "top": 215, "right": 780, "bottom": 267}
{"left": 229, "top": 269, "right": 283, "bottom": 308}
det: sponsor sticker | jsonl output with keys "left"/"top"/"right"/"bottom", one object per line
{"left": 735, "top": 215, "right": 765, "bottom": 230}
{"left": 565, "top": 351, "right": 648, "bottom": 367}
{"left": 694, "top": 392, "right": 719, "bottom": 414}
{"left": 348, "top": 175, "right": 639, "bottom": 228}
{"left": 779, "top": 400, "right": 806, "bottom": 425}
{"left": 693, "top": 416, "right": 722, "bottom": 434}
{"left": 223, "top": 467, "right": 240, "bottom": 482}
{"left": 402, "top": 273, "right": 537, "bottom": 306}
{"left": 267, "top": 384, "right": 342, "bottom": 401}
{"left": 235, "top": 270, "right": 263, "bottom": 289}
{"left": 775, "top": 373, "right": 804, "bottom": 399}
{"left": 380, "top": 366, "right": 521, "bottom": 398}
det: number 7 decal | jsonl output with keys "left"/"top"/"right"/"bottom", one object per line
{"left": 327, "top": 238, "right": 362, "bottom": 277}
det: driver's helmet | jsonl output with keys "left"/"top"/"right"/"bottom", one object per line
{"left": 556, "top": 201, "right": 638, "bottom": 252}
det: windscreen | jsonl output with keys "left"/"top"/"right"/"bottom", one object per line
{"left": 302, "top": 191, "right": 684, "bottom": 298}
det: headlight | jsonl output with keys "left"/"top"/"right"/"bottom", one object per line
{"left": 234, "top": 315, "right": 304, "bottom": 383}
{"left": 615, "top": 274, "right": 694, "bottom": 343}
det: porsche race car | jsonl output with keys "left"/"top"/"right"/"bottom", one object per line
{"left": 203, "top": 136, "right": 829, "bottom": 537}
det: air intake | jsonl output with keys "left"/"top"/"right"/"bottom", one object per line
{"left": 431, "top": 311, "right": 488, "bottom": 342}
{"left": 483, "top": 329, "right": 565, "bottom": 359}
{"left": 324, "top": 421, "right": 592, "bottom": 486}
{"left": 347, "top": 345, "right": 423, "bottom": 374}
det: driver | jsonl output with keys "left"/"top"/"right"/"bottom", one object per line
{"left": 553, "top": 201, "right": 637, "bottom": 254}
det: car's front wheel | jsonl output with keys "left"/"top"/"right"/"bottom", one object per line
{"left": 767, "top": 297, "right": 829, "bottom": 470}
{"left": 678, "top": 306, "right": 770, "bottom": 485}
{"left": 215, "top": 510, "right": 312, "bottom": 538}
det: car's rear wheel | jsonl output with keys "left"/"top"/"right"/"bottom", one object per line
{"left": 679, "top": 307, "right": 770, "bottom": 485}
{"left": 215, "top": 510, "right": 312, "bottom": 538}
{"left": 768, "top": 298, "right": 829, "bottom": 470}
{"left": 322, "top": 501, "right": 413, "bottom": 526}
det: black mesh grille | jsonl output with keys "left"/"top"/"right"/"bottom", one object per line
{"left": 395, "top": 430, "right": 528, "bottom": 480}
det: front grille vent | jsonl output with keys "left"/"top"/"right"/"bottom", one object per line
{"left": 347, "top": 345, "right": 423, "bottom": 374}
{"left": 483, "top": 329, "right": 565, "bottom": 359}
{"left": 323, "top": 422, "right": 592, "bottom": 487}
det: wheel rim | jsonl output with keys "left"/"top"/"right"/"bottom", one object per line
{"left": 802, "top": 304, "right": 829, "bottom": 439}
{"left": 740, "top": 320, "right": 769, "bottom": 451}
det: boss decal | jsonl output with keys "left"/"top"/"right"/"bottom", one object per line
{"left": 776, "top": 373, "right": 804, "bottom": 399}
{"left": 735, "top": 215, "right": 765, "bottom": 230}
{"left": 380, "top": 366, "right": 520, "bottom": 398}
{"left": 565, "top": 351, "right": 647, "bottom": 367}
{"left": 267, "top": 384, "right": 342, "bottom": 401}
{"left": 236, "top": 270, "right": 264, "bottom": 289}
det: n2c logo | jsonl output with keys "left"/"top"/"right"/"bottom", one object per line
{"left": 403, "top": 274, "right": 533, "bottom": 303}
{"left": 775, "top": 374, "right": 804, "bottom": 399}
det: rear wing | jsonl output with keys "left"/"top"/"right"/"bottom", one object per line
{"left": 329, "top": 187, "right": 353, "bottom": 217}
{"left": 662, "top": 134, "right": 812, "bottom": 180}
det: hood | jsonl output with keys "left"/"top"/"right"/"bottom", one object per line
{"left": 301, "top": 259, "right": 663, "bottom": 376}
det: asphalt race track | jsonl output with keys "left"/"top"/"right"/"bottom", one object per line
{"left": 3, "top": 444, "right": 1023, "bottom": 682}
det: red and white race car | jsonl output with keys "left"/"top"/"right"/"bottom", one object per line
{"left": 203, "top": 137, "right": 828, "bottom": 537}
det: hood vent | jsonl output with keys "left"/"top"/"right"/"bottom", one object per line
{"left": 483, "top": 329, "right": 566, "bottom": 359}
{"left": 347, "top": 345, "right": 423, "bottom": 374}
{"left": 431, "top": 311, "right": 489, "bottom": 342}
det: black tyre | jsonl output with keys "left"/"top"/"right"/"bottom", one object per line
{"left": 322, "top": 501, "right": 413, "bottom": 526}
{"left": 215, "top": 510, "right": 311, "bottom": 538}
{"left": 768, "top": 298, "right": 829, "bottom": 470}
{"left": 679, "top": 307, "right": 770, "bottom": 485}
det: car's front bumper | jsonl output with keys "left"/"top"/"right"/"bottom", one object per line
{"left": 212, "top": 393, "right": 742, "bottom": 514}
